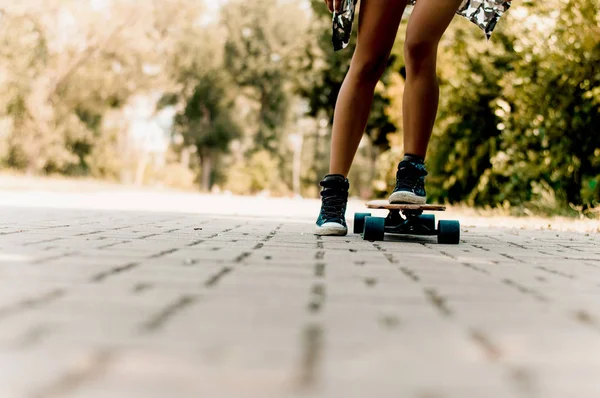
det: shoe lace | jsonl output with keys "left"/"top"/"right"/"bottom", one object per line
{"left": 319, "top": 179, "right": 348, "bottom": 220}
{"left": 320, "top": 192, "right": 347, "bottom": 220}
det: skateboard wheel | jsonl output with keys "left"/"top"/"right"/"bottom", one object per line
{"left": 418, "top": 214, "right": 436, "bottom": 232}
{"left": 363, "top": 216, "right": 385, "bottom": 241}
{"left": 437, "top": 220, "right": 460, "bottom": 244}
{"left": 353, "top": 213, "right": 372, "bottom": 234}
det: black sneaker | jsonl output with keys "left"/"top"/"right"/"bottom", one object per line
{"left": 315, "top": 174, "right": 349, "bottom": 236}
{"left": 389, "top": 160, "right": 427, "bottom": 204}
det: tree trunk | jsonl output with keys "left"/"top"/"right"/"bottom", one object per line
{"left": 135, "top": 153, "right": 148, "bottom": 186}
{"left": 200, "top": 148, "right": 213, "bottom": 192}
{"left": 313, "top": 124, "right": 322, "bottom": 179}
{"left": 368, "top": 140, "right": 377, "bottom": 199}
{"left": 292, "top": 132, "right": 304, "bottom": 196}
{"left": 565, "top": 166, "right": 582, "bottom": 206}
{"left": 257, "top": 89, "right": 271, "bottom": 151}
{"left": 180, "top": 147, "right": 192, "bottom": 168}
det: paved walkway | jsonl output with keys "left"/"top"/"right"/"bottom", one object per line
{"left": 0, "top": 192, "right": 599, "bottom": 398}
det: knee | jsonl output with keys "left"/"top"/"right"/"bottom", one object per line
{"left": 349, "top": 52, "right": 389, "bottom": 84}
{"left": 404, "top": 36, "right": 437, "bottom": 74}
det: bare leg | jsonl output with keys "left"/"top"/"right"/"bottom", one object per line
{"left": 329, "top": 0, "right": 409, "bottom": 176}
{"left": 402, "top": 0, "right": 463, "bottom": 158}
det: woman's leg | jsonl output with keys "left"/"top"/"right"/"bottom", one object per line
{"left": 317, "top": 0, "right": 408, "bottom": 236}
{"left": 402, "top": 0, "right": 463, "bottom": 158}
{"left": 388, "top": 0, "right": 463, "bottom": 204}
{"left": 329, "top": 0, "right": 409, "bottom": 176}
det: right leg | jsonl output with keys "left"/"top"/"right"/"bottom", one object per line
{"left": 329, "top": 0, "right": 409, "bottom": 176}
{"left": 317, "top": 0, "right": 409, "bottom": 236}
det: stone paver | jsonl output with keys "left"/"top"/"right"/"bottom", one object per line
{"left": 0, "top": 193, "right": 599, "bottom": 398}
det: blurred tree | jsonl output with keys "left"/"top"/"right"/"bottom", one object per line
{"left": 172, "top": 70, "right": 242, "bottom": 191}
{"left": 496, "top": 0, "right": 600, "bottom": 209}
{"left": 158, "top": 6, "right": 247, "bottom": 192}
{"left": 0, "top": 0, "right": 175, "bottom": 176}
{"left": 221, "top": 0, "right": 308, "bottom": 153}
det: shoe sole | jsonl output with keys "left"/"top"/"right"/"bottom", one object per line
{"left": 314, "top": 222, "right": 348, "bottom": 236}
{"left": 389, "top": 191, "right": 426, "bottom": 204}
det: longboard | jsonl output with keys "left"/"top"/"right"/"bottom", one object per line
{"left": 366, "top": 200, "right": 446, "bottom": 211}
{"left": 355, "top": 200, "right": 459, "bottom": 244}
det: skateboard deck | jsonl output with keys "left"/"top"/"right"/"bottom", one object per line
{"left": 366, "top": 200, "right": 445, "bottom": 211}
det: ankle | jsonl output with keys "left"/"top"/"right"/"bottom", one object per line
{"left": 324, "top": 173, "right": 347, "bottom": 179}
{"left": 402, "top": 154, "right": 425, "bottom": 164}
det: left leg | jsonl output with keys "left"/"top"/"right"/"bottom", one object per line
{"left": 389, "top": 0, "right": 463, "bottom": 204}
{"left": 402, "top": 0, "right": 463, "bottom": 158}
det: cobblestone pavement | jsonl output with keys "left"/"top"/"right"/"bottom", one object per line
{"left": 0, "top": 194, "right": 599, "bottom": 398}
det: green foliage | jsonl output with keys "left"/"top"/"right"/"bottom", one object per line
{"left": 0, "top": 1, "right": 166, "bottom": 175}
{"left": 175, "top": 71, "right": 241, "bottom": 152}
{"left": 222, "top": 0, "right": 306, "bottom": 152}
{"left": 495, "top": 0, "right": 600, "bottom": 209}
{"left": 174, "top": 71, "right": 242, "bottom": 191}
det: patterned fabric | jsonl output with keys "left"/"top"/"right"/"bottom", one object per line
{"left": 332, "top": 0, "right": 359, "bottom": 50}
{"left": 409, "top": 0, "right": 512, "bottom": 39}
{"left": 332, "top": 0, "right": 512, "bottom": 50}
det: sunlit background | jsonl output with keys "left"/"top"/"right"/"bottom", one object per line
{"left": 0, "top": 0, "right": 598, "bottom": 217}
